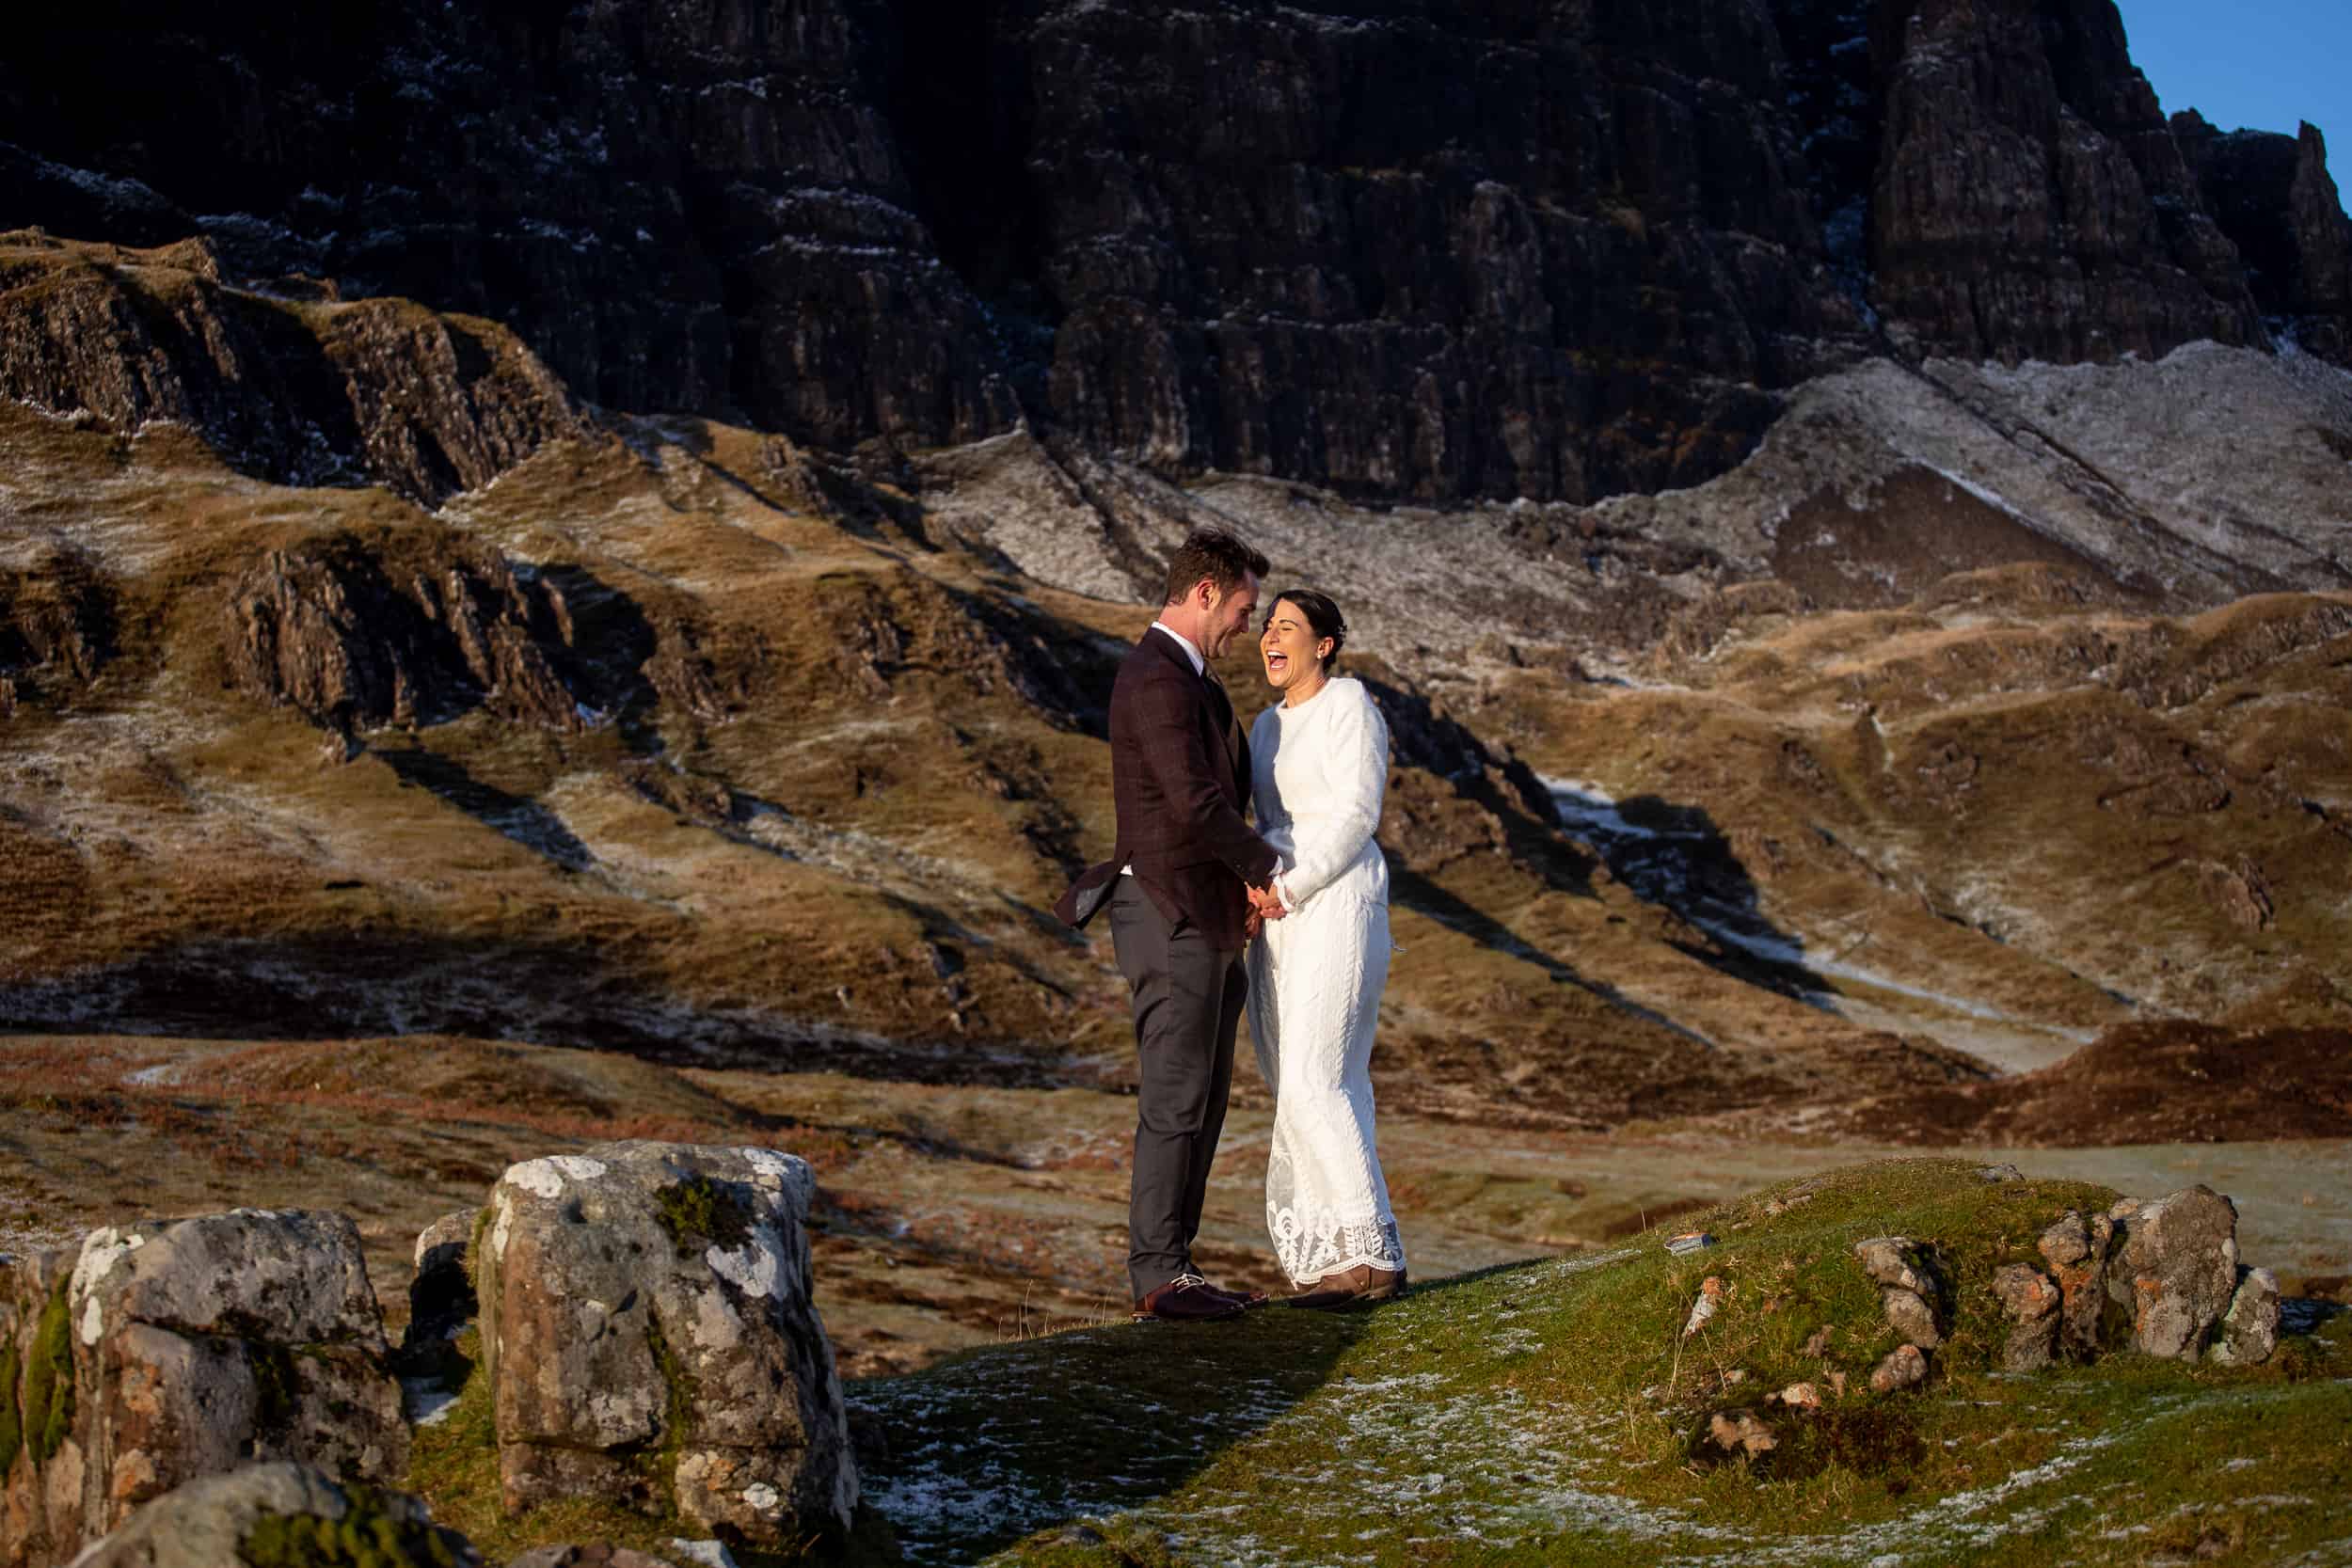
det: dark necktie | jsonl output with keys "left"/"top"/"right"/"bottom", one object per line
{"left": 1201, "top": 665, "right": 1239, "bottom": 755}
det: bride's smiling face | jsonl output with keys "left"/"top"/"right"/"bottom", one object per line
{"left": 1260, "top": 599, "right": 1333, "bottom": 692}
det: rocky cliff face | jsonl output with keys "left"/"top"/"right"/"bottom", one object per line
{"left": 2173, "top": 114, "right": 2352, "bottom": 360}
{"left": 0, "top": 1, "right": 2345, "bottom": 503}
{"left": 1865, "top": 0, "right": 2261, "bottom": 363}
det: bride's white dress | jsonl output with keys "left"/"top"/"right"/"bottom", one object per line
{"left": 1244, "top": 674, "right": 1405, "bottom": 1285}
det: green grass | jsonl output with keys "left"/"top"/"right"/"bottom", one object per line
{"left": 403, "top": 1330, "right": 694, "bottom": 1561}
{"left": 829, "top": 1159, "right": 2352, "bottom": 1567}
{"left": 25, "top": 1275, "right": 74, "bottom": 1465}
{"left": 393, "top": 1160, "right": 2352, "bottom": 1566}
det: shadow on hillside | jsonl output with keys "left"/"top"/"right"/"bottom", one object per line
{"left": 1546, "top": 785, "right": 1833, "bottom": 1007}
{"left": 378, "top": 748, "right": 596, "bottom": 873}
{"left": 848, "top": 1303, "right": 1378, "bottom": 1564}
{"left": 850, "top": 1258, "right": 1572, "bottom": 1562}
{"left": 0, "top": 934, "right": 1102, "bottom": 1091}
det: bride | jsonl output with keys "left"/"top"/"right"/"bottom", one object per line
{"left": 1244, "top": 589, "right": 1406, "bottom": 1308}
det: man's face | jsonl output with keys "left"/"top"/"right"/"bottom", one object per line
{"left": 1202, "top": 573, "right": 1261, "bottom": 659}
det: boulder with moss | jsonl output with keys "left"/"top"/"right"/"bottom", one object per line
{"left": 474, "top": 1143, "right": 857, "bottom": 1548}
{"left": 67, "top": 1460, "right": 477, "bottom": 1568}
{"left": 0, "top": 1212, "right": 405, "bottom": 1568}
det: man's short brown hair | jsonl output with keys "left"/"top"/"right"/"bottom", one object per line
{"left": 1161, "top": 526, "right": 1270, "bottom": 606}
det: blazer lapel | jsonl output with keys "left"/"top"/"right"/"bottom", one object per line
{"left": 1146, "top": 627, "right": 1242, "bottom": 787}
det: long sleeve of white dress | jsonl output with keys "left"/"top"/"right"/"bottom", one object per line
{"left": 1268, "top": 680, "right": 1389, "bottom": 912}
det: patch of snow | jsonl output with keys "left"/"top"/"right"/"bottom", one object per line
{"left": 402, "top": 1375, "right": 460, "bottom": 1427}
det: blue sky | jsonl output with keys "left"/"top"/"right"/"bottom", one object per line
{"left": 2118, "top": 0, "right": 2350, "bottom": 173}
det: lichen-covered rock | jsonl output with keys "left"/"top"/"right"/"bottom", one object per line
{"left": 1990, "top": 1264, "right": 2061, "bottom": 1372}
{"left": 476, "top": 1143, "right": 857, "bottom": 1547}
{"left": 405, "top": 1210, "right": 483, "bottom": 1354}
{"left": 1851, "top": 1237, "right": 1934, "bottom": 1295}
{"left": 1880, "top": 1286, "right": 1944, "bottom": 1351}
{"left": 0, "top": 1213, "right": 405, "bottom": 1568}
{"left": 2036, "top": 1209, "right": 2118, "bottom": 1358}
{"left": 2210, "top": 1267, "right": 2281, "bottom": 1368}
{"left": 1868, "top": 1342, "right": 1928, "bottom": 1395}
{"left": 66, "top": 1461, "right": 476, "bottom": 1568}
{"left": 2106, "top": 1185, "right": 2241, "bottom": 1360}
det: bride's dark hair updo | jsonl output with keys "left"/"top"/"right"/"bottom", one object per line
{"left": 1266, "top": 589, "right": 1347, "bottom": 672}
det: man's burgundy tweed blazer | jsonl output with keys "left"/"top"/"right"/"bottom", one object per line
{"left": 1056, "top": 627, "right": 1279, "bottom": 951}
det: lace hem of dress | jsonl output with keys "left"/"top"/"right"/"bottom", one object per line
{"left": 1269, "top": 1209, "right": 1405, "bottom": 1285}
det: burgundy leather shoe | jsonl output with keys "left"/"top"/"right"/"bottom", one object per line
{"left": 1133, "top": 1273, "right": 1247, "bottom": 1323}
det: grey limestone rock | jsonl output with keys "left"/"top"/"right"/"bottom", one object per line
{"left": 476, "top": 1143, "right": 857, "bottom": 1548}
{"left": 67, "top": 1461, "right": 475, "bottom": 1568}
{"left": 1851, "top": 1237, "right": 1933, "bottom": 1295}
{"left": 1, "top": 1210, "right": 405, "bottom": 1568}
{"left": 1868, "top": 1342, "right": 1928, "bottom": 1395}
{"left": 2210, "top": 1267, "right": 2281, "bottom": 1368}
{"left": 1854, "top": 1236, "right": 1947, "bottom": 1351}
{"left": 1880, "top": 1287, "right": 1944, "bottom": 1351}
{"left": 2106, "top": 1186, "right": 2241, "bottom": 1360}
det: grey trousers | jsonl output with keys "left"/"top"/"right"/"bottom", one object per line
{"left": 1107, "top": 877, "right": 1248, "bottom": 1300}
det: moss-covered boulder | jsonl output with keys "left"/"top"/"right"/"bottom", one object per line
{"left": 475, "top": 1143, "right": 855, "bottom": 1547}
{"left": 67, "top": 1461, "right": 476, "bottom": 1568}
{"left": 0, "top": 1212, "right": 405, "bottom": 1568}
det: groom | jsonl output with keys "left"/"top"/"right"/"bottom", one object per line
{"left": 1057, "top": 526, "right": 1286, "bottom": 1323}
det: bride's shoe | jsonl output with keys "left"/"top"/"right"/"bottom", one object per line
{"left": 1287, "top": 1262, "right": 1406, "bottom": 1310}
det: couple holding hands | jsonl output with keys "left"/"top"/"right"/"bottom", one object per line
{"left": 1057, "top": 527, "right": 1405, "bottom": 1323}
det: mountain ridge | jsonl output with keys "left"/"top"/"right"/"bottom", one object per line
{"left": 4, "top": 0, "right": 2345, "bottom": 505}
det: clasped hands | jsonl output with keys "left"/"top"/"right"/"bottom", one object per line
{"left": 1244, "top": 880, "right": 1288, "bottom": 940}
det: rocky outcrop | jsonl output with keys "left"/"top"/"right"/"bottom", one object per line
{"left": 0, "top": 232, "right": 581, "bottom": 506}
{"left": 2106, "top": 1186, "right": 2241, "bottom": 1359}
{"left": 1979, "top": 1187, "right": 2276, "bottom": 1373}
{"left": 225, "top": 528, "right": 583, "bottom": 735}
{"left": 0, "top": 546, "right": 114, "bottom": 715}
{"left": 2175, "top": 115, "right": 2352, "bottom": 358}
{"left": 66, "top": 1462, "right": 476, "bottom": 1568}
{"left": 0, "top": 7, "right": 1014, "bottom": 458}
{"left": 1989, "top": 1263, "right": 2061, "bottom": 1371}
{"left": 1851, "top": 1235, "right": 1949, "bottom": 1353}
{"left": 474, "top": 1144, "right": 857, "bottom": 1548}
{"left": 1867, "top": 0, "right": 2258, "bottom": 365}
{"left": 0, "top": 1212, "right": 405, "bottom": 1568}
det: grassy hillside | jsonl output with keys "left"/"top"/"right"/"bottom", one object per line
{"left": 837, "top": 1160, "right": 2352, "bottom": 1567}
